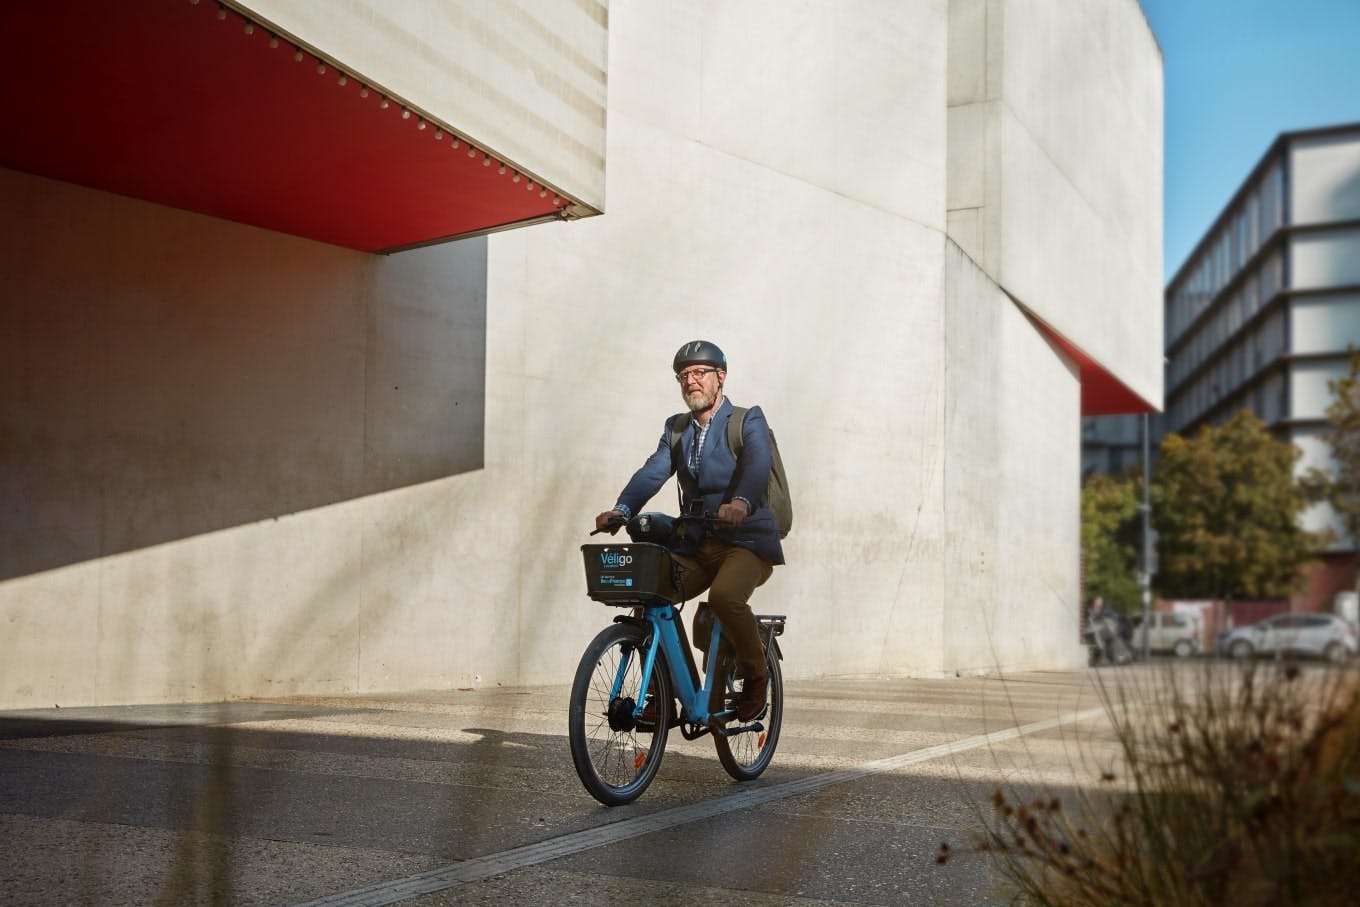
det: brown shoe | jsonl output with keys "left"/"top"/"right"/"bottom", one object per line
{"left": 735, "top": 674, "right": 768, "bottom": 721}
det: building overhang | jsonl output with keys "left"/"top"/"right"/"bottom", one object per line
{"left": 0, "top": 0, "right": 589, "bottom": 253}
{"left": 1030, "top": 316, "right": 1159, "bottom": 416}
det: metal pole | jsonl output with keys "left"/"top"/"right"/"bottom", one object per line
{"left": 1140, "top": 412, "right": 1152, "bottom": 660}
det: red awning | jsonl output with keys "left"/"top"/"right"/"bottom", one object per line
{"left": 0, "top": 0, "right": 572, "bottom": 252}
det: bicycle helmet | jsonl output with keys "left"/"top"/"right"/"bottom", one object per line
{"left": 673, "top": 340, "right": 727, "bottom": 373}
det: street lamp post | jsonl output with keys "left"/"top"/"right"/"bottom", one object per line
{"left": 1139, "top": 412, "right": 1155, "bottom": 660}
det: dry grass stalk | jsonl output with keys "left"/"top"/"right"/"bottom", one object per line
{"left": 940, "top": 661, "right": 1360, "bottom": 906}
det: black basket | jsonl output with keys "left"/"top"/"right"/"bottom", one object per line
{"left": 580, "top": 542, "right": 680, "bottom": 605}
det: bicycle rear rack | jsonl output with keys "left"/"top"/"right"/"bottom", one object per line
{"left": 756, "top": 614, "right": 787, "bottom": 637}
{"left": 758, "top": 614, "right": 786, "bottom": 664}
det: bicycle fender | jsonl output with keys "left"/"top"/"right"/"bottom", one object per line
{"left": 611, "top": 614, "right": 650, "bottom": 631}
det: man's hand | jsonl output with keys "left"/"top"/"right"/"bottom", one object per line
{"left": 595, "top": 510, "right": 626, "bottom": 533}
{"left": 716, "top": 499, "right": 749, "bottom": 528}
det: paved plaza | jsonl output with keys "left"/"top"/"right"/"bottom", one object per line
{"left": 1, "top": 669, "right": 1140, "bottom": 905}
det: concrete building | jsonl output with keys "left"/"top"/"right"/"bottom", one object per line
{"left": 1162, "top": 122, "right": 1360, "bottom": 606}
{"left": 0, "top": 0, "right": 1162, "bottom": 709}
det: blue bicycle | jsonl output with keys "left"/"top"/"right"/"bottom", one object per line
{"left": 569, "top": 515, "right": 786, "bottom": 806}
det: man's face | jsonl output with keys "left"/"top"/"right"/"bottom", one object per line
{"left": 676, "top": 364, "right": 724, "bottom": 413}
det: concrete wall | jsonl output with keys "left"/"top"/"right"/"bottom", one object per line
{"left": 235, "top": 0, "right": 608, "bottom": 211}
{"left": 942, "top": 245, "right": 1082, "bottom": 670}
{"left": 488, "top": 0, "right": 1085, "bottom": 679}
{"left": 948, "top": 0, "right": 1163, "bottom": 408}
{"left": 489, "top": 0, "right": 958, "bottom": 681}
{"left": 0, "top": 166, "right": 490, "bottom": 704}
{"left": 0, "top": 0, "right": 1155, "bottom": 707}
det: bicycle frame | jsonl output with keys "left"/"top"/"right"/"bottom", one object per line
{"left": 606, "top": 600, "right": 783, "bottom": 739}
{"left": 618, "top": 601, "right": 724, "bottom": 726}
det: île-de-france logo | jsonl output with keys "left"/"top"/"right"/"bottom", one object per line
{"left": 599, "top": 551, "right": 633, "bottom": 568}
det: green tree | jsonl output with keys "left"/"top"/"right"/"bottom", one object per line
{"left": 1151, "top": 409, "right": 1322, "bottom": 600}
{"left": 1305, "top": 348, "right": 1360, "bottom": 573}
{"left": 1081, "top": 473, "right": 1141, "bottom": 614}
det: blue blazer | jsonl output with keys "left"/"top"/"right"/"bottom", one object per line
{"left": 616, "top": 397, "right": 785, "bottom": 566}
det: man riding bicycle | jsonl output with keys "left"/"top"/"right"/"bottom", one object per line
{"left": 595, "top": 340, "right": 784, "bottom": 721}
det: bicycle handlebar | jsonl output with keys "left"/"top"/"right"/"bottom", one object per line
{"left": 675, "top": 513, "right": 727, "bottom": 526}
{"left": 590, "top": 512, "right": 729, "bottom": 536}
{"left": 590, "top": 518, "right": 626, "bottom": 536}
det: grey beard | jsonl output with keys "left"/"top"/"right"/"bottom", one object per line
{"left": 685, "top": 388, "right": 722, "bottom": 413}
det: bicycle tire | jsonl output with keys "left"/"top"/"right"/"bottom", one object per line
{"left": 568, "top": 622, "right": 671, "bottom": 806}
{"left": 714, "top": 645, "right": 782, "bottom": 781}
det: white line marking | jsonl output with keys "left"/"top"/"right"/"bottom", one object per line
{"left": 294, "top": 707, "right": 1105, "bottom": 907}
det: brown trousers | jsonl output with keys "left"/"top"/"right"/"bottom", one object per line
{"left": 672, "top": 539, "right": 774, "bottom": 679}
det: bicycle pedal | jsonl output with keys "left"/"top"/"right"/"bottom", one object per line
{"left": 714, "top": 721, "right": 764, "bottom": 737}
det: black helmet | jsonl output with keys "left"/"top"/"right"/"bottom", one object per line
{"left": 673, "top": 340, "right": 726, "bottom": 373}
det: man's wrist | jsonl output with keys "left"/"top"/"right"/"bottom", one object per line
{"left": 613, "top": 504, "right": 633, "bottom": 519}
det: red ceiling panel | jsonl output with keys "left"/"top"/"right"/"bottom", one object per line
{"left": 1030, "top": 317, "right": 1159, "bottom": 416}
{"left": 0, "top": 0, "right": 569, "bottom": 252}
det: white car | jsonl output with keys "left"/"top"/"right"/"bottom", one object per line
{"left": 1133, "top": 612, "right": 1201, "bottom": 657}
{"left": 1217, "top": 613, "right": 1358, "bottom": 663}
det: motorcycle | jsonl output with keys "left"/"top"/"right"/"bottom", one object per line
{"left": 1085, "top": 612, "right": 1135, "bottom": 666}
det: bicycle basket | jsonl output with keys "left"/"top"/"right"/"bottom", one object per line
{"left": 580, "top": 542, "right": 680, "bottom": 605}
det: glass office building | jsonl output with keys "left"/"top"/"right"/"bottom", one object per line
{"left": 1163, "top": 122, "right": 1360, "bottom": 604}
{"left": 1081, "top": 412, "right": 1162, "bottom": 481}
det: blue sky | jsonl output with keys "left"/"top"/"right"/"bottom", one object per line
{"left": 1138, "top": 0, "right": 1360, "bottom": 282}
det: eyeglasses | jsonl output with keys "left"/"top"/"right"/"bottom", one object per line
{"left": 675, "top": 367, "right": 719, "bottom": 384}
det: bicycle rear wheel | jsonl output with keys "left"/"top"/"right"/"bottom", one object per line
{"left": 568, "top": 622, "right": 671, "bottom": 806}
{"left": 714, "top": 645, "right": 782, "bottom": 781}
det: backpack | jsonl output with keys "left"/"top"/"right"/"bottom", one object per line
{"left": 667, "top": 406, "right": 793, "bottom": 538}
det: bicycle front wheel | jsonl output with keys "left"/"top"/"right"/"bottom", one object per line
{"left": 714, "top": 645, "right": 782, "bottom": 781}
{"left": 568, "top": 622, "right": 671, "bottom": 806}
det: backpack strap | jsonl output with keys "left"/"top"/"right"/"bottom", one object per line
{"left": 723, "top": 406, "right": 749, "bottom": 505}
{"left": 667, "top": 412, "right": 689, "bottom": 468}
{"left": 667, "top": 412, "right": 688, "bottom": 512}
{"left": 726, "top": 406, "right": 748, "bottom": 458}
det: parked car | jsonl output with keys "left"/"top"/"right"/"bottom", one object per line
{"left": 1132, "top": 612, "right": 1201, "bottom": 657}
{"left": 1216, "top": 613, "right": 1358, "bottom": 663}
